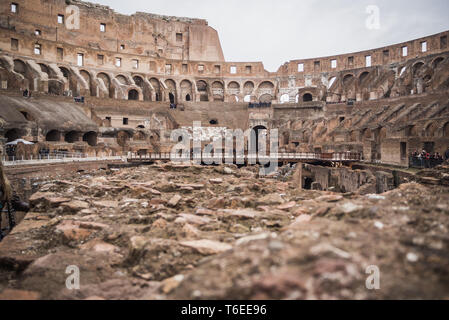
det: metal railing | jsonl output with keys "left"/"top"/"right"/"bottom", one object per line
{"left": 128, "top": 152, "right": 362, "bottom": 162}
{"left": 2, "top": 154, "right": 126, "bottom": 166}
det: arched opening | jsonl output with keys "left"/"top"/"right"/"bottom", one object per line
{"left": 117, "top": 131, "right": 130, "bottom": 147}
{"left": 343, "top": 74, "right": 354, "bottom": 86}
{"left": 134, "top": 131, "right": 146, "bottom": 141}
{"left": 303, "top": 177, "right": 313, "bottom": 190}
{"left": 83, "top": 131, "right": 97, "bottom": 146}
{"left": 165, "top": 79, "right": 177, "bottom": 104}
{"left": 413, "top": 62, "right": 424, "bottom": 75}
{"left": 197, "top": 80, "right": 207, "bottom": 92}
{"left": 59, "top": 67, "right": 70, "bottom": 79}
{"left": 128, "top": 89, "right": 139, "bottom": 100}
{"left": 64, "top": 131, "right": 80, "bottom": 143}
{"left": 46, "top": 130, "right": 61, "bottom": 142}
{"left": 97, "top": 72, "right": 112, "bottom": 98}
{"left": 328, "top": 76, "right": 337, "bottom": 89}
{"left": 5, "top": 129, "right": 22, "bottom": 142}
{"left": 209, "top": 119, "right": 218, "bottom": 125}
{"left": 303, "top": 93, "right": 313, "bottom": 102}
{"left": 244, "top": 81, "right": 255, "bottom": 94}
{"left": 39, "top": 63, "right": 50, "bottom": 76}
{"left": 150, "top": 78, "right": 161, "bottom": 101}
{"left": 20, "top": 111, "right": 34, "bottom": 121}
{"left": 133, "top": 76, "right": 144, "bottom": 88}
{"left": 359, "top": 72, "right": 370, "bottom": 85}
{"left": 432, "top": 57, "right": 445, "bottom": 69}
{"left": 252, "top": 125, "right": 268, "bottom": 153}
{"left": 443, "top": 122, "right": 449, "bottom": 137}
{"left": 180, "top": 80, "right": 193, "bottom": 102}
{"left": 13, "top": 59, "right": 27, "bottom": 76}
{"left": 280, "top": 94, "right": 289, "bottom": 104}
{"left": 259, "top": 94, "right": 272, "bottom": 103}
{"left": 212, "top": 81, "right": 224, "bottom": 101}
{"left": 80, "top": 70, "right": 93, "bottom": 96}
{"left": 116, "top": 75, "right": 128, "bottom": 85}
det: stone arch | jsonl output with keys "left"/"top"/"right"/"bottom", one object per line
{"left": 64, "top": 131, "right": 80, "bottom": 143}
{"left": 343, "top": 73, "right": 355, "bottom": 86}
{"left": 412, "top": 62, "right": 425, "bottom": 76}
{"left": 149, "top": 78, "right": 162, "bottom": 101}
{"left": 259, "top": 94, "right": 273, "bottom": 103}
{"left": 83, "top": 131, "right": 97, "bottom": 146}
{"left": 5, "top": 128, "right": 23, "bottom": 142}
{"left": 432, "top": 57, "right": 445, "bottom": 69}
{"left": 197, "top": 80, "right": 208, "bottom": 101}
{"left": 359, "top": 71, "right": 370, "bottom": 86}
{"left": 423, "top": 122, "right": 438, "bottom": 137}
{"left": 165, "top": 79, "right": 177, "bottom": 103}
{"left": 258, "top": 81, "right": 275, "bottom": 90}
{"left": 244, "top": 81, "right": 255, "bottom": 94}
{"left": 230, "top": 95, "right": 239, "bottom": 102}
{"left": 116, "top": 75, "right": 128, "bottom": 85}
{"left": 212, "top": 81, "right": 224, "bottom": 101}
{"left": 117, "top": 130, "right": 131, "bottom": 147}
{"left": 134, "top": 131, "right": 147, "bottom": 141}
{"left": 180, "top": 79, "right": 193, "bottom": 102}
{"left": 211, "top": 81, "right": 224, "bottom": 89}
{"left": 133, "top": 75, "right": 144, "bottom": 88}
{"left": 303, "top": 93, "right": 313, "bottom": 102}
{"left": 80, "top": 70, "right": 94, "bottom": 96}
{"left": 328, "top": 76, "right": 337, "bottom": 89}
{"left": 228, "top": 81, "right": 240, "bottom": 90}
{"left": 197, "top": 80, "right": 208, "bottom": 92}
{"left": 406, "top": 125, "right": 418, "bottom": 137}
{"left": 46, "top": 130, "right": 61, "bottom": 142}
{"left": 97, "top": 72, "right": 113, "bottom": 98}
{"left": 443, "top": 122, "right": 449, "bottom": 137}
{"left": 13, "top": 59, "right": 27, "bottom": 76}
{"left": 38, "top": 63, "right": 50, "bottom": 76}
{"left": 280, "top": 93, "right": 289, "bottom": 104}
{"left": 128, "top": 89, "right": 139, "bottom": 100}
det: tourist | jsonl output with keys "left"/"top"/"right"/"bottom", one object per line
{"left": 445, "top": 147, "right": 449, "bottom": 161}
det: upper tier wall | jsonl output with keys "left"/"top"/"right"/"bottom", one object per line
{"left": 279, "top": 31, "right": 449, "bottom": 75}
{"left": 0, "top": 0, "right": 224, "bottom": 62}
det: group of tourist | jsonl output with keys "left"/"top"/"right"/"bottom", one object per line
{"left": 410, "top": 148, "right": 448, "bottom": 168}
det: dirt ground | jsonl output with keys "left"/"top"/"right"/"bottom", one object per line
{"left": 0, "top": 163, "right": 448, "bottom": 300}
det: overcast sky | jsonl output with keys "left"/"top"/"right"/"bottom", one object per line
{"left": 89, "top": 0, "right": 449, "bottom": 71}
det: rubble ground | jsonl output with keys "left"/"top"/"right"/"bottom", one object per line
{"left": 0, "top": 163, "right": 448, "bottom": 300}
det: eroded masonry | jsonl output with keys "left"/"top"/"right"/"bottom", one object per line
{"left": 0, "top": 0, "right": 449, "bottom": 300}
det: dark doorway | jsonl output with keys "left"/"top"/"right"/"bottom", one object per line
{"left": 252, "top": 125, "right": 267, "bottom": 153}
{"left": 304, "top": 178, "right": 313, "bottom": 190}
{"left": 169, "top": 93, "right": 175, "bottom": 104}
{"left": 83, "top": 131, "right": 97, "bottom": 146}
{"left": 46, "top": 130, "right": 61, "bottom": 142}
{"left": 186, "top": 94, "right": 191, "bottom": 101}
{"left": 303, "top": 93, "right": 313, "bottom": 102}
{"left": 128, "top": 89, "right": 139, "bottom": 100}
{"left": 5, "top": 129, "right": 21, "bottom": 142}
{"left": 400, "top": 142, "right": 407, "bottom": 160}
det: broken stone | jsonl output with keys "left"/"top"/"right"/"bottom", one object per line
{"left": 168, "top": 195, "right": 182, "bottom": 208}
{"left": 179, "top": 240, "right": 232, "bottom": 255}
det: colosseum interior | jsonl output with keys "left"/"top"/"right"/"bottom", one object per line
{"left": 0, "top": 0, "right": 449, "bottom": 302}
